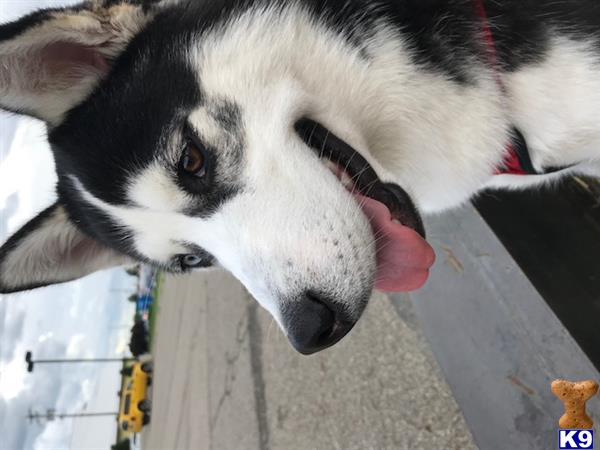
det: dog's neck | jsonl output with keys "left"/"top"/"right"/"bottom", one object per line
{"left": 193, "top": 2, "right": 600, "bottom": 212}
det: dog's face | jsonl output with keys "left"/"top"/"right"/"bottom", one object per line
{"left": 0, "top": 1, "right": 434, "bottom": 354}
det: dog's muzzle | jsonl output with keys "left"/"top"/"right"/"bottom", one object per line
{"left": 295, "top": 118, "right": 426, "bottom": 238}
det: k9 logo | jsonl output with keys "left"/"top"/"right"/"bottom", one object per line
{"left": 559, "top": 430, "right": 594, "bottom": 449}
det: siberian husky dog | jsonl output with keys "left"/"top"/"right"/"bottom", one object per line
{"left": 1, "top": 0, "right": 599, "bottom": 353}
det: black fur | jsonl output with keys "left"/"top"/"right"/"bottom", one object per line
{"left": 301, "top": 0, "right": 482, "bottom": 83}
{"left": 486, "top": 0, "right": 600, "bottom": 71}
{"left": 0, "top": 9, "right": 55, "bottom": 42}
{"left": 0, "top": 5, "right": 86, "bottom": 42}
{"left": 298, "top": 0, "right": 600, "bottom": 80}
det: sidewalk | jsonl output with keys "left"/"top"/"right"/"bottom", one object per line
{"left": 142, "top": 270, "right": 475, "bottom": 450}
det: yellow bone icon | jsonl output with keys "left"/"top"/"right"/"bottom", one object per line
{"left": 551, "top": 380, "right": 598, "bottom": 429}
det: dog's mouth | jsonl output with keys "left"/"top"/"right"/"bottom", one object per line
{"left": 295, "top": 119, "right": 435, "bottom": 292}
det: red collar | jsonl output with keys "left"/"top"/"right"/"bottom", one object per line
{"left": 496, "top": 129, "right": 539, "bottom": 176}
{"left": 473, "top": 0, "right": 566, "bottom": 176}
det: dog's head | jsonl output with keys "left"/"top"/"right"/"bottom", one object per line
{"left": 0, "top": 1, "right": 434, "bottom": 354}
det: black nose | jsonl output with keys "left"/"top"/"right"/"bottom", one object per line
{"left": 281, "top": 291, "right": 355, "bottom": 355}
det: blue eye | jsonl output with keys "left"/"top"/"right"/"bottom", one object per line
{"left": 181, "top": 254, "right": 203, "bottom": 267}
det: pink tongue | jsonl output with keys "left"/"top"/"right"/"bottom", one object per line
{"left": 357, "top": 194, "right": 436, "bottom": 292}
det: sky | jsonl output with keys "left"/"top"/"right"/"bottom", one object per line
{"left": 0, "top": 2, "right": 137, "bottom": 449}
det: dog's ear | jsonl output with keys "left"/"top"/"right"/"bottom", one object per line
{"left": 0, "top": 202, "right": 132, "bottom": 294}
{"left": 0, "top": 1, "right": 157, "bottom": 125}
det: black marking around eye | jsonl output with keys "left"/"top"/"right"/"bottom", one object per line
{"left": 175, "top": 99, "right": 245, "bottom": 218}
{"left": 207, "top": 100, "right": 245, "bottom": 173}
{"left": 172, "top": 243, "right": 215, "bottom": 272}
{"left": 210, "top": 100, "right": 243, "bottom": 132}
{"left": 175, "top": 116, "right": 244, "bottom": 218}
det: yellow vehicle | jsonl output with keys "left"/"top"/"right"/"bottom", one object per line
{"left": 118, "top": 361, "right": 153, "bottom": 433}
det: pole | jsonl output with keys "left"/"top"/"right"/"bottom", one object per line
{"left": 25, "top": 351, "right": 134, "bottom": 373}
{"left": 32, "top": 358, "right": 132, "bottom": 363}
{"left": 27, "top": 409, "right": 118, "bottom": 423}
{"left": 58, "top": 412, "right": 118, "bottom": 418}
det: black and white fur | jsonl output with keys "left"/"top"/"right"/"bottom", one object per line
{"left": 1, "top": 0, "right": 599, "bottom": 352}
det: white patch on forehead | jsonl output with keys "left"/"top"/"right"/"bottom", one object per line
{"left": 127, "top": 161, "right": 190, "bottom": 211}
{"left": 188, "top": 107, "right": 224, "bottom": 142}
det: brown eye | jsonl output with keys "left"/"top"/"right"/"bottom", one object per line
{"left": 180, "top": 141, "right": 206, "bottom": 177}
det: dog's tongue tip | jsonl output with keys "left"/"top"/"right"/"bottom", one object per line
{"left": 357, "top": 195, "right": 435, "bottom": 292}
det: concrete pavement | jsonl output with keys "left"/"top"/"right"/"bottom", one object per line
{"left": 142, "top": 270, "right": 475, "bottom": 450}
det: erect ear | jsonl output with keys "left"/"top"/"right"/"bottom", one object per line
{"left": 0, "top": 202, "right": 133, "bottom": 294}
{"left": 0, "top": 0, "right": 158, "bottom": 125}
